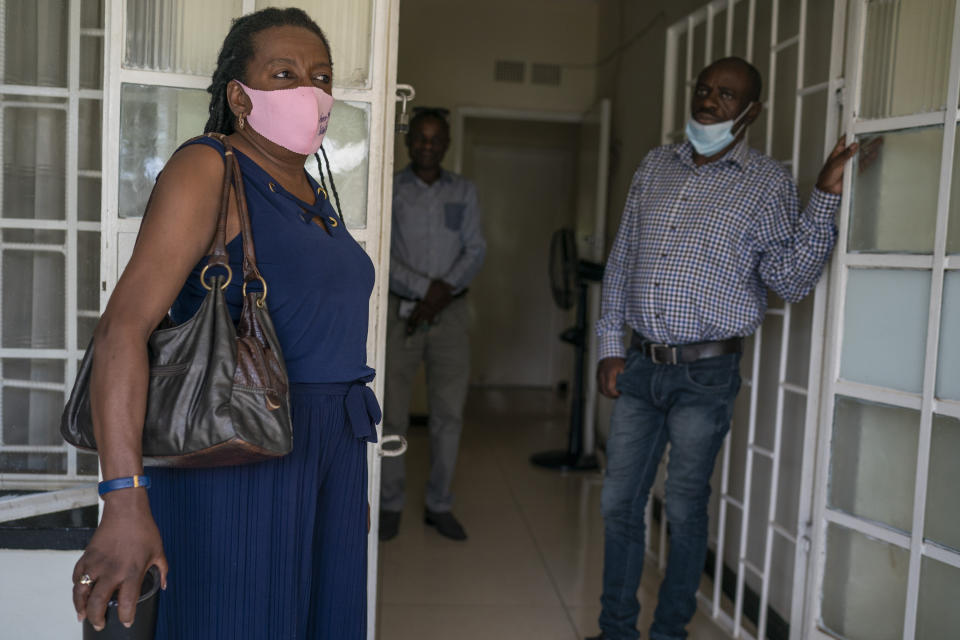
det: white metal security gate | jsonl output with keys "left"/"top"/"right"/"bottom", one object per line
{"left": 662, "top": 1, "right": 848, "bottom": 638}
{"left": 96, "top": 1, "right": 399, "bottom": 637}
{"left": 807, "top": 1, "right": 960, "bottom": 639}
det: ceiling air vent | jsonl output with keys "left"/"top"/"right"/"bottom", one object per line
{"left": 531, "top": 63, "right": 561, "bottom": 86}
{"left": 494, "top": 60, "right": 525, "bottom": 83}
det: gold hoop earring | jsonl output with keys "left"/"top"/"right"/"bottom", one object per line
{"left": 237, "top": 113, "right": 246, "bottom": 131}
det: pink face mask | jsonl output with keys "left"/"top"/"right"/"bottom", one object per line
{"left": 236, "top": 80, "right": 334, "bottom": 155}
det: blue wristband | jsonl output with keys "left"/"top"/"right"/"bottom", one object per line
{"left": 98, "top": 475, "right": 151, "bottom": 497}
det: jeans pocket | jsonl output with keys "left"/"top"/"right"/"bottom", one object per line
{"left": 444, "top": 203, "right": 466, "bottom": 230}
{"left": 684, "top": 354, "right": 737, "bottom": 391}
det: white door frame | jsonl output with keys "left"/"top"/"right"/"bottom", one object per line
{"left": 805, "top": 1, "right": 960, "bottom": 639}
{"left": 451, "top": 103, "right": 610, "bottom": 457}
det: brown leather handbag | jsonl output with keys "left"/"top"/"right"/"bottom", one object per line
{"left": 60, "top": 133, "right": 292, "bottom": 468}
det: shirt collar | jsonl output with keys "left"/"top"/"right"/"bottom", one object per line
{"left": 675, "top": 137, "right": 750, "bottom": 171}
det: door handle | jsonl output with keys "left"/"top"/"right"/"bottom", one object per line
{"left": 379, "top": 434, "right": 408, "bottom": 457}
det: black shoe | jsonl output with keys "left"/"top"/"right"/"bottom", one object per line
{"left": 379, "top": 510, "right": 401, "bottom": 541}
{"left": 424, "top": 509, "right": 467, "bottom": 540}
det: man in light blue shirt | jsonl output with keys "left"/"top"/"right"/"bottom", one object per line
{"left": 380, "top": 108, "right": 486, "bottom": 542}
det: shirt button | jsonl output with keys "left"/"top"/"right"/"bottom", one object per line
{"left": 670, "top": 225, "right": 677, "bottom": 231}
{"left": 654, "top": 282, "right": 660, "bottom": 287}
{"left": 655, "top": 313, "right": 661, "bottom": 319}
{"left": 661, "top": 253, "right": 667, "bottom": 258}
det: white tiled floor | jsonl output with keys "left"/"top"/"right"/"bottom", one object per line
{"left": 376, "top": 388, "right": 731, "bottom": 640}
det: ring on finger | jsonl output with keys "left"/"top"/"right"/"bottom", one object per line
{"left": 78, "top": 573, "right": 95, "bottom": 586}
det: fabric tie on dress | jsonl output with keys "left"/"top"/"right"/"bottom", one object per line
{"left": 289, "top": 380, "right": 380, "bottom": 443}
{"left": 344, "top": 383, "right": 381, "bottom": 443}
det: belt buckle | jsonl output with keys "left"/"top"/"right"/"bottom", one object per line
{"left": 649, "top": 343, "right": 678, "bottom": 365}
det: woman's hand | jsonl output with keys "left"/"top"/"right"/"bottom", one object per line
{"left": 72, "top": 490, "right": 168, "bottom": 631}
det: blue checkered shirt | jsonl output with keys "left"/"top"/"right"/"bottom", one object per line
{"left": 597, "top": 139, "right": 840, "bottom": 360}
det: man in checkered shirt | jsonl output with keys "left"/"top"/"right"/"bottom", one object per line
{"left": 588, "top": 57, "right": 857, "bottom": 640}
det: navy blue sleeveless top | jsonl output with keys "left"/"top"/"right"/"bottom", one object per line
{"left": 170, "top": 136, "right": 375, "bottom": 384}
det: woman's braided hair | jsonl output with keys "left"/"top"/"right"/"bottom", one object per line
{"left": 204, "top": 7, "right": 332, "bottom": 134}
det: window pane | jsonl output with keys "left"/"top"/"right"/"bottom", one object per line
{"left": 82, "top": 0, "right": 105, "bottom": 29}
{"left": 850, "top": 126, "right": 941, "bottom": 254}
{"left": 860, "top": 0, "right": 955, "bottom": 119}
{"left": 776, "top": 390, "right": 806, "bottom": 532}
{"left": 772, "top": 43, "right": 798, "bottom": 162}
{"left": 123, "top": 0, "right": 242, "bottom": 75}
{"left": 119, "top": 84, "right": 208, "bottom": 218}
{"left": 2, "top": 384, "right": 67, "bottom": 447}
{"left": 78, "top": 231, "right": 100, "bottom": 314}
{"left": 692, "top": 20, "right": 706, "bottom": 69}
{"left": 0, "top": 452, "right": 66, "bottom": 474}
{"left": 258, "top": 0, "right": 374, "bottom": 89}
{"left": 924, "top": 413, "right": 960, "bottom": 552}
{"left": 3, "top": 1, "right": 68, "bottom": 87}
{"left": 674, "top": 30, "right": 688, "bottom": 133}
{"left": 948, "top": 124, "right": 960, "bottom": 254}
{"left": 804, "top": 0, "right": 834, "bottom": 86}
{"left": 785, "top": 286, "right": 815, "bottom": 386}
{"left": 2, "top": 102, "right": 67, "bottom": 220}
{"left": 80, "top": 35, "right": 104, "bottom": 90}
{"left": 778, "top": 0, "right": 801, "bottom": 41}
{"left": 937, "top": 271, "right": 960, "bottom": 400}
{"left": 2, "top": 250, "right": 66, "bottom": 349}
{"left": 79, "top": 100, "right": 102, "bottom": 172}
{"left": 841, "top": 268, "right": 930, "bottom": 393}
{"left": 821, "top": 524, "right": 909, "bottom": 640}
{"left": 829, "top": 396, "right": 918, "bottom": 533}
{"left": 797, "top": 91, "right": 828, "bottom": 198}
{"left": 311, "top": 100, "right": 369, "bottom": 229}
{"left": 710, "top": 9, "right": 727, "bottom": 62}
{"left": 79, "top": 176, "right": 101, "bottom": 222}
{"left": 916, "top": 556, "right": 960, "bottom": 639}
{"left": 731, "top": 1, "right": 749, "bottom": 59}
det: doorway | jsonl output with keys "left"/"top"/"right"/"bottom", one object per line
{"left": 460, "top": 116, "right": 581, "bottom": 388}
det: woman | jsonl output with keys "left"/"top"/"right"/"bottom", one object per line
{"left": 71, "top": 8, "right": 377, "bottom": 638}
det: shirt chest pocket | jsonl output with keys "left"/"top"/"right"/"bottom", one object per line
{"left": 444, "top": 202, "right": 466, "bottom": 231}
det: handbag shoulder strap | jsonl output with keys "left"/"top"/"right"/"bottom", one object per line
{"left": 202, "top": 133, "right": 266, "bottom": 301}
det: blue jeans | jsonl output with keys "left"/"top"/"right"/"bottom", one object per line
{"left": 598, "top": 349, "right": 741, "bottom": 640}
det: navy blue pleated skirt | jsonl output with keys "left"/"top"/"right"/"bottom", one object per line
{"left": 148, "top": 383, "right": 370, "bottom": 639}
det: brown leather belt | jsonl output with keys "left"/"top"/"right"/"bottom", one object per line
{"left": 631, "top": 332, "right": 742, "bottom": 365}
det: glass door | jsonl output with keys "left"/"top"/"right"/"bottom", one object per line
{"left": 807, "top": 1, "right": 960, "bottom": 639}
{"left": 99, "top": 1, "right": 399, "bottom": 636}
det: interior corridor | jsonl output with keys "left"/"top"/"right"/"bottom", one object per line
{"left": 376, "top": 388, "right": 730, "bottom": 640}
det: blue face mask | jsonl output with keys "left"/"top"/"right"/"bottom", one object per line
{"left": 685, "top": 103, "right": 754, "bottom": 156}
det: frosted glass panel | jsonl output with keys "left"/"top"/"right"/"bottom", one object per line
{"left": 119, "top": 84, "right": 209, "bottom": 218}
{"left": 4, "top": 1, "right": 68, "bottom": 87}
{"left": 924, "top": 414, "right": 960, "bottom": 552}
{"left": 849, "top": 127, "right": 941, "bottom": 254}
{"left": 3, "top": 250, "right": 66, "bottom": 349}
{"left": 2, "top": 103, "right": 67, "bottom": 220}
{"left": 829, "top": 396, "right": 918, "bottom": 533}
{"left": 937, "top": 271, "right": 960, "bottom": 399}
{"left": 860, "top": 0, "right": 955, "bottom": 119}
{"left": 257, "top": 0, "right": 373, "bottom": 89}
{"left": 840, "top": 269, "right": 930, "bottom": 393}
{"left": 124, "top": 0, "right": 241, "bottom": 75}
{"left": 916, "top": 556, "right": 960, "bottom": 639}
{"left": 821, "top": 524, "right": 909, "bottom": 640}
{"left": 308, "top": 100, "right": 369, "bottom": 229}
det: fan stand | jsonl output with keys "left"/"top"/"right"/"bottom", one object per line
{"left": 531, "top": 272, "right": 600, "bottom": 472}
